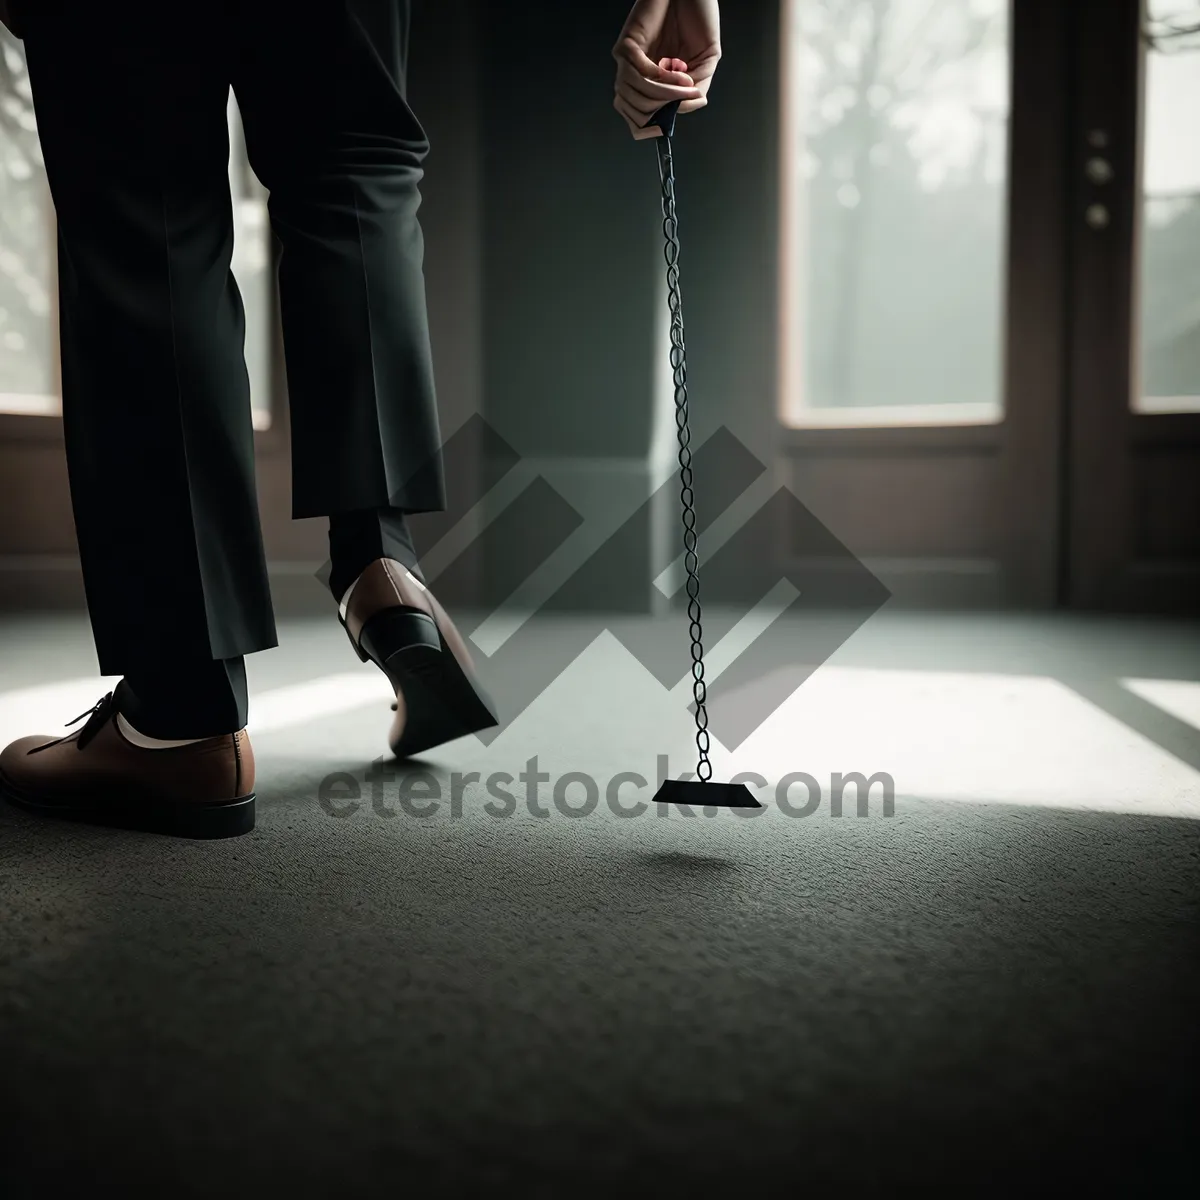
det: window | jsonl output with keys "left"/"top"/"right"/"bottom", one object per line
{"left": 780, "top": 0, "right": 1011, "bottom": 427}
{"left": 0, "top": 28, "right": 274, "bottom": 428}
{"left": 0, "top": 29, "right": 55, "bottom": 415}
{"left": 1137, "top": 0, "right": 1200, "bottom": 414}
{"left": 228, "top": 94, "right": 274, "bottom": 431}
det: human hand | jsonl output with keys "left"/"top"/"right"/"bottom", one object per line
{"left": 612, "top": 0, "right": 721, "bottom": 140}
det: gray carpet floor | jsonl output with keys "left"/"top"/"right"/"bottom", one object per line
{"left": 1, "top": 610, "right": 1197, "bottom": 1195}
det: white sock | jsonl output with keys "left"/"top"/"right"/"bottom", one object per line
{"left": 338, "top": 574, "right": 360, "bottom": 621}
{"left": 338, "top": 562, "right": 426, "bottom": 622}
{"left": 115, "top": 713, "right": 212, "bottom": 749}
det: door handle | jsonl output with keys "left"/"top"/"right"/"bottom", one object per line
{"left": 1084, "top": 128, "right": 1113, "bottom": 231}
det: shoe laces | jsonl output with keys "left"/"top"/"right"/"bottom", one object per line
{"left": 29, "top": 691, "right": 119, "bottom": 754}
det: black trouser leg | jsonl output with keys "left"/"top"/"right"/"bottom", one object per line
{"left": 114, "top": 658, "right": 249, "bottom": 740}
{"left": 231, "top": 0, "right": 447, "bottom": 523}
{"left": 328, "top": 508, "right": 424, "bottom": 601}
{"left": 22, "top": 8, "right": 277, "bottom": 677}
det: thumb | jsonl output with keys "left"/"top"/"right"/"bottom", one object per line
{"left": 658, "top": 57, "right": 694, "bottom": 84}
{"left": 622, "top": 39, "right": 691, "bottom": 84}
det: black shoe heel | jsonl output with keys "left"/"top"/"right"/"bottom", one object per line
{"left": 168, "top": 793, "right": 256, "bottom": 839}
{"left": 353, "top": 606, "right": 498, "bottom": 759}
{"left": 358, "top": 606, "right": 442, "bottom": 674}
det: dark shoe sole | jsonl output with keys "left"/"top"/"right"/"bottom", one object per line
{"left": 0, "top": 767, "right": 255, "bottom": 839}
{"left": 350, "top": 606, "right": 499, "bottom": 759}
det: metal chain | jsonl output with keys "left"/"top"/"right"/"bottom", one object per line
{"left": 656, "top": 129, "right": 712, "bottom": 783}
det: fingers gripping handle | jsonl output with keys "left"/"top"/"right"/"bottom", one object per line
{"left": 644, "top": 99, "right": 682, "bottom": 138}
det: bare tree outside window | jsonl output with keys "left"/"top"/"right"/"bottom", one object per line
{"left": 1138, "top": 0, "right": 1200, "bottom": 413}
{"left": 782, "top": 0, "right": 1010, "bottom": 427}
{"left": 0, "top": 28, "right": 55, "bottom": 414}
{"left": 227, "top": 94, "right": 274, "bottom": 431}
{"left": 0, "top": 31, "right": 274, "bottom": 427}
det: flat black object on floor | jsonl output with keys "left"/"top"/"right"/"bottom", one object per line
{"left": 651, "top": 777, "right": 761, "bottom": 811}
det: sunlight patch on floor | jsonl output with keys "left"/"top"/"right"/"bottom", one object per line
{"left": 1, "top": 661, "right": 1196, "bottom": 820}
{"left": 0, "top": 672, "right": 391, "bottom": 747}
{"left": 1122, "top": 677, "right": 1200, "bottom": 733}
{"left": 0, "top": 677, "right": 124, "bottom": 748}
{"left": 723, "top": 666, "right": 1200, "bottom": 819}
{"left": 248, "top": 672, "right": 391, "bottom": 733}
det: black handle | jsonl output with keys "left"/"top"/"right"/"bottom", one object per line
{"left": 644, "top": 99, "right": 681, "bottom": 138}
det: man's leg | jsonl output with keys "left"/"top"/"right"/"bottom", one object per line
{"left": 22, "top": 7, "right": 274, "bottom": 737}
{"left": 230, "top": 1, "right": 496, "bottom": 757}
{"left": 0, "top": 11, "right": 259, "bottom": 837}
{"left": 231, "top": 0, "right": 445, "bottom": 602}
{"left": 327, "top": 509, "right": 424, "bottom": 603}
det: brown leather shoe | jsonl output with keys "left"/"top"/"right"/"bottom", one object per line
{"left": 0, "top": 691, "right": 255, "bottom": 839}
{"left": 339, "top": 558, "right": 498, "bottom": 758}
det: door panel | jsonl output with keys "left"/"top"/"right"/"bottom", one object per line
{"left": 778, "top": 0, "right": 1068, "bottom": 607}
{"left": 1066, "top": 0, "right": 1200, "bottom": 611}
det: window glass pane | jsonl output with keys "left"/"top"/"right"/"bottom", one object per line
{"left": 228, "top": 93, "right": 273, "bottom": 431}
{"left": 782, "top": 0, "right": 1010, "bottom": 427}
{"left": 1137, "top": 0, "right": 1200, "bottom": 414}
{"left": 0, "top": 30, "right": 56, "bottom": 415}
{"left": 0, "top": 55, "right": 272, "bottom": 426}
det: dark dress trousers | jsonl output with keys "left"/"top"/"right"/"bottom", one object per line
{"left": 19, "top": 0, "right": 446, "bottom": 679}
